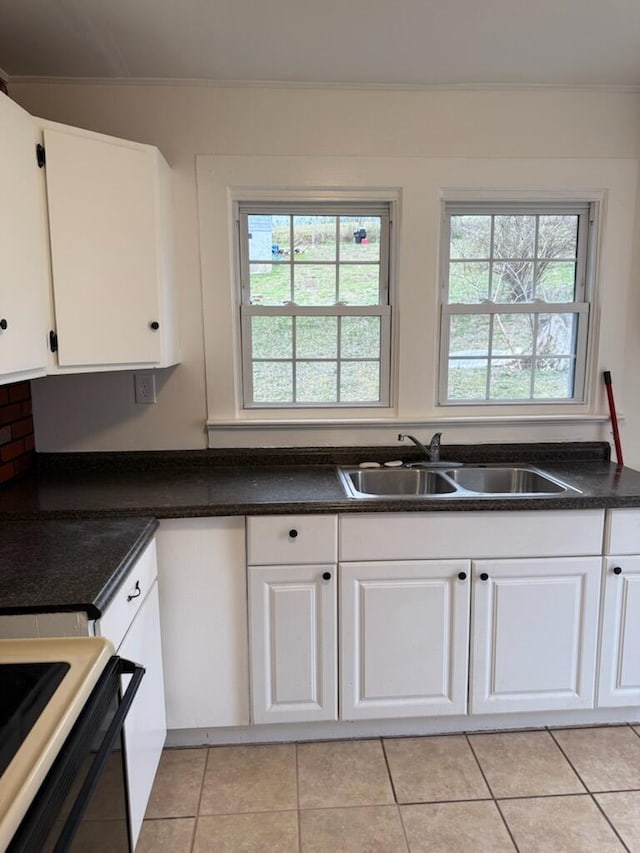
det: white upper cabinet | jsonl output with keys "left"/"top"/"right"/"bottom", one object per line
{"left": 0, "top": 94, "right": 48, "bottom": 384}
{"left": 40, "top": 122, "right": 179, "bottom": 371}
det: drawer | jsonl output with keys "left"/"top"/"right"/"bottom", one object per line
{"left": 97, "top": 538, "right": 158, "bottom": 650}
{"left": 247, "top": 515, "right": 337, "bottom": 565}
{"left": 604, "top": 509, "right": 640, "bottom": 555}
{"left": 339, "top": 510, "right": 605, "bottom": 561}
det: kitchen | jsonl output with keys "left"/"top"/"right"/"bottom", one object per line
{"left": 1, "top": 1, "right": 640, "bottom": 850}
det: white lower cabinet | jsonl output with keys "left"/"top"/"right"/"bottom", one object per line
{"left": 598, "top": 556, "right": 640, "bottom": 707}
{"left": 340, "top": 560, "right": 470, "bottom": 720}
{"left": 94, "top": 539, "right": 166, "bottom": 850}
{"left": 470, "top": 557, "right": 601, "bottom": 714}
{"left": 114, "top": 582, "right": 166, "bottom": 847}
{"left": 155, "top": 517, "right": 249, "bottom": 729}
{"left": 248, "top": 563, "right": 337, "bottom": 724}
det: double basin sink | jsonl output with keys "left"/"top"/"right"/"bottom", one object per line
{"left": 338, "top": 464, "right": 581, "bottom": 499}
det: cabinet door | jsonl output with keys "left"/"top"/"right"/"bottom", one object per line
{"left": 119, "top": 581, "right": 166, "bottom": 849}
{"left": 42, "top": 125, "right": 176, "bottom": 370}
{"left": 340, "top": 560, "right": 470, "bottom": 720}
{"left": 0, "top": 95, "right": 47, "bottom": 383}
{"left": 248, "top": 564, "right": 337, "bottom": 724}
{"left": 471, "top": 557, "right": 601, "bottom": 714}
{"left": 156, "top": 518, "right": 249, "bottom": 729}
{"left": 598, "top": 557, "right": 640, "bottom": 707}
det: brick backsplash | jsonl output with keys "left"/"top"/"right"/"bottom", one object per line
{"left": 0, "top": 381, "right": 35, "bottom": 485}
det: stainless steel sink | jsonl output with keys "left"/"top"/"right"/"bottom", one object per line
{"left": 443, "top": 466, "right": 570, "bottom": 494}
{"left": 340, "top": 468, "right": 457, "bottom": 498}
{"left": 337, "top": 464, "right": 580, "bottom": 499}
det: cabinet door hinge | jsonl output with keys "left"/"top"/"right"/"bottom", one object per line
{"left": 36, "top": 143, "right": 46, "bottom": 168}
{"left": 49, "top": 330, "right": 58, "bottom": 353}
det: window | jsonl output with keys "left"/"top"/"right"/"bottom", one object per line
{"left": 238, "top": 203, "right": 391, "bottom": 408}
{"left": 439, "top": 202, "right": 593, "bottom": 405}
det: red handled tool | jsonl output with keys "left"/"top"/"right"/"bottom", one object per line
{"left": 603, "top": 371, "right": 623, "bottom": 466}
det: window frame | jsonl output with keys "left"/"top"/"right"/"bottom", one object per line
{"left": 237, "top": 201, "right": 393, "bottom": 409}
{"left": 438, "top": 200, "right": 595, "bottom": 407}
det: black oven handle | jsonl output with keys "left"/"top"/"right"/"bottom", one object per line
{"left": 53, "top": 660, "right": 145, "bottom": 853}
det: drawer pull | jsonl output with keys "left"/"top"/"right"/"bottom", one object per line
{"left": 288, "top": 529, "right": 298, "bottom": 539}
{"left": 612, "top": 566, "right": 623, "bottom": 575}
{"left": 127, "top": 580, "right": 142, "bottom": 602}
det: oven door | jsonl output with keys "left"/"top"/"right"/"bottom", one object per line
{"left": 8, "top": 657, "right": 144, "bottom": 853}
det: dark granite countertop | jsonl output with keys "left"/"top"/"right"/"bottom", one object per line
{"left": 0, "top": 517, "right": 158, "bottom": 618}
{"left": 1, "top": 443, "right": 640, "bottom": 619}
{"left": 0, "top": 442, "right": 640, "bottom": 519}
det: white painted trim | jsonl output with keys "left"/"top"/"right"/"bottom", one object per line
{"left": 166, "top": 705, "right": 640, "bottom": 747}
{"left": 208, "top": 413, "right": 614, "bottom": 430}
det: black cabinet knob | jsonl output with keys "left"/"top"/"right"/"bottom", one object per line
{"left": 322, "top": 571, "right": 332, "bottom": 581}
{"left": 458, "top": 571, "right": 467, "bottom": 581}
{"left": 0, "top": 319, "right": 7, "bottom": 330}
{"left": 150, "top": 321, "right": 160, "bottom": 330}
{"left": 480, "top": 572, "right": 489, "bottom": 581}
{"left": 613, "top": 566, "right": 623, "bottom": 575}
{"left": 288, "top": 529, "right": 298, "bottom": 539}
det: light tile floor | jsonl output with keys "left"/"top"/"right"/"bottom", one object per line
{"left": 137, "top": 725, "right": 640, "bottom": 852}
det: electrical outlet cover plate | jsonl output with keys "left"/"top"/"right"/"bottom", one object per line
{"left": 134, "top": 373, "right": 156, "bottom": 404}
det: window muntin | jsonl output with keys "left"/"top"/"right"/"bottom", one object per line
{"left": 239, "top": 204, "right": 391, "bottom": 408}
{"left": 440, "top": 203, "right": 592, "bottom": 405}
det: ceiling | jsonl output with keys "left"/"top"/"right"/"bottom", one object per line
{"left": 0, "top": 0, "right": 639, "bottom": 87}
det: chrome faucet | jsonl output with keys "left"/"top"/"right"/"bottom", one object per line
{"left": 398, "top": 432, "right": 442, "bottom": 463}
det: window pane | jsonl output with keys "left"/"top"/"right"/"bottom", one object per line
{"left": 249, "top": 263, "right": 291, "bottom": 304}
{"left": 296, "top": 316, "right": 337, "bottom": 359}
{"left": 450, "top": 216, "right": 491, "bottom": 259}
{"left": 536, "top": 313, "right": 576, "bottom": 356}
{"left": 491, "top": 261, "right": 534, "bottom": 303}
{"left": 251, "top": 316, "right": 292, "bottom": 359}
{"left": 448, "top": 360, "right": 488, "bottom": 400}
{"left": 489, "top": 361, "right": 531, "bottom": 399}
{"left": 538, "top": 215, "right": 578, "bottom": 259}
{"left": 533, "top": 358, "right": 574, "bottom": 398}
{"left": 293, "top": 265, "right": 336, "bottom": 305}
{"left": 341, "top": 316, "right": 380, "bottom": 358}
{"left": 248, "top": 214, "right": 286, "bottom": 261}
{"left": 449, "top": 262, "right": 490, "bottom": 303}
{"left": 339, "top": 216, "right": 381, "bottom": 261}
{"left": 253, "top": 362, "right": 292, "bottom": 402}
{"left": 494, "top": 314, "right": 534, "bottom": 356}
{"left": 340, "top": 361, "right": 380, "bottom": 402}
{"left": 450, "top": 315, "right": 490, "bottom": 355}
{"left": 270, "top": 215, "right": 291, "bottom": 258}
{"left": 339, "top": 265, "right": 379, "bottom": 304}
{"left": 296, "top": 362, "right": 337, "bottom": 402}
{"left": 536, "top": 262, "right": 576, "bottom": 302}
{"left": 293, "top": 215, "right": 336, "bottom": 261}
{"left": 494, "top": 215, "right": 536, "bottom": 259}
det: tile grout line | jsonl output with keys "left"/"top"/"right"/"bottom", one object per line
{"left": 464, "top": 733, "right": 520, "bottom": 853}
{"left": 546, "top": 726, "right": 631, "bottom": 853}
{"left": 380, "top": 738, "right": 412, "bottom": 853}
{"left": 380, "top": 737, "right": 401, "bottom": 805}
{"left": 189, "top": 746, "right": 212, "bottom": 853}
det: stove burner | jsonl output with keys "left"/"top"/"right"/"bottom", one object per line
{"left": 0, "top": 662, "right": 70, "bottom": 777}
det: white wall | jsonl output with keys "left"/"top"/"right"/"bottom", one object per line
{"left": 9, "top": 82, "right": 640, "bottom": 460}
